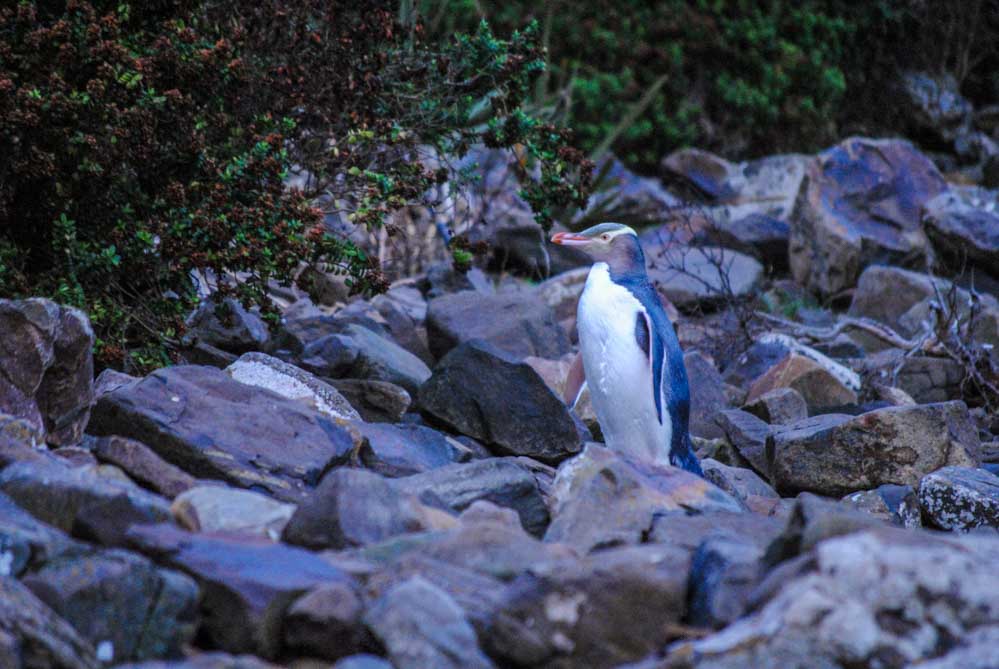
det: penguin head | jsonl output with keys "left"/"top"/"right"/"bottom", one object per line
{"left": 550, "top": 223, "right": 644, "bottom": 274}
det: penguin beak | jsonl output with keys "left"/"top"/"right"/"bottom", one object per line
{"left": 550, "top": 232, "right": 591, "bottom": 246}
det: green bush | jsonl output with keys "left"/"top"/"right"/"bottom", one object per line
{"left": 0, "top": 1, "right": 591, "bottom": 370}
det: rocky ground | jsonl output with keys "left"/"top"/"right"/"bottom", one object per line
{"left": 4, "top": 133, "right": 999, "bottom": 669}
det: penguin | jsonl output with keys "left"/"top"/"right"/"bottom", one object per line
{"left": 551, "top": 222, "right": 703, "bottom": 476}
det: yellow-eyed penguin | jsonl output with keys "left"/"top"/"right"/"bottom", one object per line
{"left": 551, "top": 222, "right": 702, "bottom": 475}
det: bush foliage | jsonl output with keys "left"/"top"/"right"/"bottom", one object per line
{"left": 0, "top": 1, "right": 592, "bottom": 370}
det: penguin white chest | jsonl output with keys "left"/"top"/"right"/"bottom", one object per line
{"left": 576, "top": 263, "right": 670, "bottom": 464}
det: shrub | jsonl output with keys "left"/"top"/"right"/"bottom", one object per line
{"left": 0, "top": 1, "right": 592, "bottom": 370}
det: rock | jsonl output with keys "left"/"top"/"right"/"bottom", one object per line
{"left": 684, "top": 352, "right": 731, "bottom": 439}
{"left": 0, "top": 459, "right": 172, "bottom": 535}
{"left": 488, "top": 224, "right": 589, "bottom": 279}
{"left": 545, "top": 445, "right": 743, "bottom": 552}
{"left": 742, "top": 387, "right": 808, "bottom": 425}
{"left": 746, "top": 351, "right": 857, "bottom": 411}
{"left": 576, "top": 156, "right": 681, "bottom": 228}
{"left": 666, "top": 529, "right": 999, "bottom": 668}
{"left": 21, "top": 549, "right": 198, "bottom": 663}
{"left": 423, "top": 264, "right": 496, "bottom": 299}
{"left": 92, "top": 436, "right": 197, "bottom": 499}
{"left": 364, "top": 577, "right": 495, "bottom": 669}
{"left": 113, "top": 652, "right": 281, "bottom": 668}
{"left": 224, "top": 352, "right": 360, "bottom": 421}
{"left": 900, "top": 71, "right": 973, "bottom": 144}
{"left": 126, "top": 523, "right": 354, "bottom": 659}
{"left": 0, "top": 491, "right": 82, "bottom": 577}
{"left": 648, "top": 510, "right": 784, "bottom": 555}
{"left": 701, "top": 459, "right": 779, "bottom": 506}
{"left": 0, "top": 576, "right": 99, "bottom": 669}
{"left": 425, "top": 289, "right": 570, "bottom": 360}
{"left": 282, "top": 581, "right": 372, "bottom": 661}
{"left": 645, "top": 246, "right": 763, "bottom": 309}
{"left": 172, "top": 486, "right": 296, "bottom": 540}
{"left": 688, "top": 534, "right": 765, "bottom": 629}
{"left": 722, "top": 339, "right": 790, "bottom": 390}
{"left": 417, "top": 341, "right": 583, "bottom": 464}
{"left": 703, "top": 214, "right": 791, "bottom": 271}
{"left": 841, "top": 484, "right": 922, "bottom": 528}
{"left": 333, "top": 656, "right": 393, "bottom": 669}
{"left": 0, "top": 298, "right": 93, "bottom": 446}
{"left": 789, "top": 137, "right": 947, "bottom": 296}
{"left": 769, "top": 402, "right": 980, "bottom": 496}
{"left": 329, "top": 379, "right": 411, "bottom": 423}
{"left": 918, "top": 466, "right": 999, "bottom": 531}
{"left": 88, "top": 365, "right": 355, "bottom": 503}
{"left": 484, "top": 543, "right": 690, "bottom": 668}
{"left": 184, "top": 298, "right": 270, "bottom": 354}
{"left": 282, "top": 468, "right": 440, "bottom": 550}
{"left": 715, "top": 409, "right": 771, "bottom": 478}
{"left": 352, "top": 422, "right": 469, "bottom": 477}
{"left": 849, "top": 264, "right": 955, "bottom": 337}
{"left": 299, "top": 324, "right": 431, "bottom": 395}
{"left": 895, "top": 355, "right": 966, "bottom": 403}
{"left": 393, "top": 459, "right": 550, "bottom": 537}
{"left": 923, "top": 186, "right": 999, "bottom": 276}
{"left": 660, "top": 148, "right": 738, "bottom": 201}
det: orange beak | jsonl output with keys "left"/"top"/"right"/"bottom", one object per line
{"left": 550, "top": 231, "right": 591, "bottom": 246}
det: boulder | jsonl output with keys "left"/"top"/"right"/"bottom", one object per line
{"left": 923, "top": 186, "right": 999, "bottom": 276}
{"left": 684, "top": 352, "right": 731, "bottom": 439}
{"left": 648, "top": 510, "right": 784, "bottom": 555}
{"left": 364, "top": 577, "right": 495, "bottom": 669}
{"left": 484, "top": 543, "right": 690, "bottom": 668}
{"left": 0, "top": 298, "right": 93, "bottom": 446}
{"left": 742, "top": 387, "right": 808, "bottom": 425}
{"left": 746, "top": 352, "right": 857, "bottom": 411}
{"left": 171, "top": 486, "right": 296, "bottom": 540}
{"left": 329, "top": 379, "right": 411, "bottom": 423}
{"left": 666, "top": 529, "right": 999, "bottom": 668}
{"left": 333, "top": 657, "right": 394, "bottom": 669}
{"left": 92, "top": 436, "right": 197, "bottom": 499}
{"left": 660, "top": 148, "right": 738, "bottom": 202}
{"left": 88, "top": 366, "right": 355, "bottom": 503}
{"left": 417, "top": 341, "right": 583, "bottom": 464}
{"left": 918, "top": 466, "right": 999, "bottom": 531}
{"left": 577, "top": 156, "right": 681, "bottom": 228}
{"left": 841, "top": 484, "right": 922, "bottom": 528}
{"left": 715, "top": 409, "right": 771, "bottom": 478}
{"left": 900, "top": 71, "right": 972, "bottom": 144}
{"left": 126, "top": 523, "right": 354, "bottom": 659}
{"left": 224, "top": 352, "right": 360, "bottom": 421}
{"left": 282, "top": 581, "right": 372, "bottom": 662}
{"left": 545, "top": 445, "right": 743, "bottom": 552}
{"left": 702, "top": 214, "right": 791, "bottom": 271}
{"left": 113, "top": 652, "right": 281, "bottom": 668}
{"left": 184, "top": 298, "right": 270, "bottom": 354}
{"left": 688, "top": 534, "right": 765, "bottom": 629}
{"left": 895, "top": 355, "right": 966, "bottom": 403}
{"left": 0, "top": 576, "right": 99, "bottom": 669}
{"left": 769, "top": 402, "right": 980, "bottom": 496}
{"left": 351, "top": 422, "right": 470, "bottom": 478}
{"left": 645, "top": 246, "right": 763, "bottom": 309}
{"left": 21, "top": 549, "right": 198, "bottom": 663}
{"left": 0, "top": 459, "right": 172, "bottom": 535}
{"left": 425, "top": 289, "right": 571, "bottom": 360}
{"left": 299, "top": 324, "right": 431, "bottom": 395}
{"left": 393, "top": 458, "right": 550, "bottom": 537}
{"left": 701, "top": 459, "right": 779, "bottom": 506}
{"left": 0, "top": 491, "right": 83, "bottom": 577}
{"left": 282, "top": 468, "right": 441, "bottom": 550}
{"left": 788, "top": 137, "right": 947, "bottom": 296}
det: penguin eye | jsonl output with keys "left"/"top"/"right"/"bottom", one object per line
{"left": 601, "top": 233, "right": 611, "bottom": 241}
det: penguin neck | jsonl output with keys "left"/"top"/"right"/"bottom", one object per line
{"left": 603, "top": 237, "right": 648, "bottom": 284}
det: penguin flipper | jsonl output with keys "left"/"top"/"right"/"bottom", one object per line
{"left": 565, "top": 351, "right": 587, "bottom": 408}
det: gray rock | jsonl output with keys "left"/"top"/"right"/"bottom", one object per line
{"left": 576, "top": 156, "right": 681, "bottom": 228}
{"left": 484, "top": 543, "right": 690, "bottom": 668}
{"left": 394, "top": 458, "right": 550, "bottom": 537}
{"left": 92, "top": 436, "right": 197, "bottom": 499}
{"left": 184, "top": 298, "right": 270, "bottom": 354}
{"left": 701, "top": 459, "right": 779, "bottom": 505}
{"left": 333, "top": 656, "right": 394, "bottom": 669}
{"left": 895, "top": 355, "right": 966, "bottom": 404}
{"left": 300, "top": 324, "right": 431, "bottom": 395}
{"left": 648, "top": 510, "right": 784, "bottom": 555}
{"left": 645, "top": 246, "right": 763, "bottom": 309}
{"left": 0, "top": 298, "right": 93, "bottom": 446}
{"left": 545, "top": 444, "right": 743, "bottom": 553}
{"left": 21, "top": 549, "right": 198, "bottom": 663}
{"left": 113, "top": 652, "right": 281, "bottom": 668}
{"left": 171, "top": 486, "right": 296, "bottom": 540}
{"left": 789, "top": 137, "right": 946, "bottom": 297}
{"left": 742, "top": 387, "right": 808, "bottom": 425}
{"left": 224, "top": 352, "right": 360, "bottom": 421}
{"left": 923, "top": 186, "right": 999, "bottom": 277}
{"left": 352, "top": 422, "right": 469, "bottom": 477}
{"left": 0, "top": 491, "right": 82, "bottom": 578}
{"left": 0, "top": 459, "right": 172, "bottom": 535}
{"left": 418, "top": 341, "right": 583, "bottom": 464}
{"left": 715, "top": 409, "right": 771, "bottom": 478}
{"left": 282, "top": 468, "right": 439, "bottom": 550}
{"left": 688, "top": 534, "right": 765, "bottom": 628}
{"left": 769, "top": 402, "right": 980, "bottom": 496}
{"left": 88, "top": 365, "right": 355, "bottom": 503}
{"left": 426, "top": 288, "right": 571, "bottom": 360}
{"left": 746, "top": 351, "right": 857, "bottom": 411}
{"left": 0, "top": 576, "right": 99, "bottom": 669}
{"left": 126, "top": 523, "right": 354, "bottom": 659}
{"left": 684, "top": 352, "right": 731, "bottom": 439}
{"left": 329, "top": 378, "right": 411, "bottom": 423}
{"left": 283, "top": 581, "right": 371, "bottom": 661}
{"left": 900, "top": 71, "right": 972, "bottom": 144}
{"left": 364, "top": 577, "right": 495, "bottom": 669}
{"left": 918, "top": 466, "right": 999, "bottom": 531}
{"left": 841, "top": 484, "right": 922, "bottom": 528}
